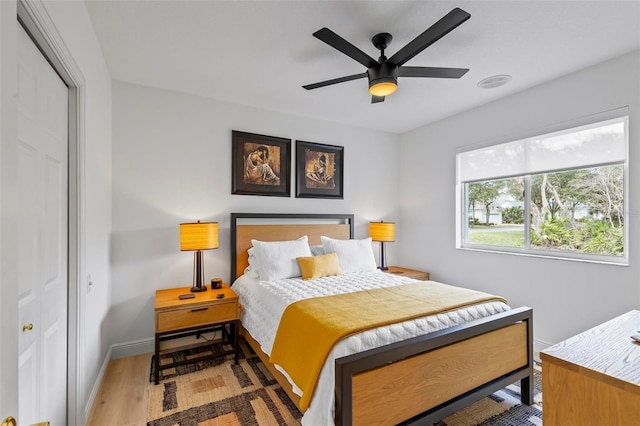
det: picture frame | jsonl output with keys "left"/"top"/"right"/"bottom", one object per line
{"left": 296, "top": 140, "right": 344, "bottom": 199}
{"left": 232, "top": 130, "right": 291, "bottom": 197}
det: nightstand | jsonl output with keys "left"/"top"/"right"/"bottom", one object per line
{"left": 384, "top": 266, "right": 430, "bottom": 281}
{"left": 154, "top": 283, "right": 239, "bottom": 384}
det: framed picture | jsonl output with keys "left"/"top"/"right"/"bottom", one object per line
{"left": 296, "top": 140, "right": 344, "bottom": 199}
{"left": 232, "top": 130, "right": 291, "bottom": 197}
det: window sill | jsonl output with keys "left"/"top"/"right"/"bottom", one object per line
{"left": 457, "top": 246, "right": 628, "bottom": 266}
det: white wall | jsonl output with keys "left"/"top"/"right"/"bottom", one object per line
{"left": 110, "top": 81, "right": 400, "bottom": 350}
{"left": 399, "top": 50, "right": 640, "bottom": 353}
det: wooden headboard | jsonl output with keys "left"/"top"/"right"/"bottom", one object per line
{"left": 230, "top": 213, "right": 354, "bottom": 281}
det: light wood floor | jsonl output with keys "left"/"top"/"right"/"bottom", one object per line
{"left": 86, "top": 334, "right": 217, "bottom": 425}
{"left": 86, "top": 352, "right": 152, "bottom": 426}
{"left": 85, "top": 345, "right": 542, "bottom": 425}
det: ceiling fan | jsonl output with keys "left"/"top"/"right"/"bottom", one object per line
{"left": 302, "top": 8, "right": 471, "bottom": 104}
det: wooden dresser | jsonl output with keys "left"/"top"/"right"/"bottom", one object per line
{"left": 540, "top": 310, "right": 640, "bottom": 425}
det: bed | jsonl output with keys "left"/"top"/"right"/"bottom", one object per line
{"left": 230, "top": 212, "right": 534, "bottom": 426}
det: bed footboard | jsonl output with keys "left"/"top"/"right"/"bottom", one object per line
{"left": 335, "top": 307, "right": 534, "bottom": 426}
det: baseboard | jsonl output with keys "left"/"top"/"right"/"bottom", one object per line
{"left": 84, "top": 345, "right": 112, "bottom": 421}
{"left": 84, "top": 338, "right": 154, "bottom": 420}
{"left": 111, "top": 337, "right": 155, "bottom": 359}
{"left": 533, "top": 338, "right": 553, "bottom": 362}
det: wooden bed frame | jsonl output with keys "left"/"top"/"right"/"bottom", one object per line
{"left": 230, "top": 212, "right": 534, "bottom": 426}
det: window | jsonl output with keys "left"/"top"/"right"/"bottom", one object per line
{"left": 457, "top": 112, "right": 628, "bottom": 264}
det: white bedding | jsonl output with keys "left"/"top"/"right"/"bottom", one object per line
{"left": 232, "top": 270, "right": 510, "bottom": 426}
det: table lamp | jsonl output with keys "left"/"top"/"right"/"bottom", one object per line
{"left": 180, "top": 221, "right": 219, "bottom": 292}
{"left": 369, "top": 221, "right": 395, "bottom": 271}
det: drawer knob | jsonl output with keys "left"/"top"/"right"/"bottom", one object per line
{"left": 191, "top": 307, "right": 208, "bottom": 312}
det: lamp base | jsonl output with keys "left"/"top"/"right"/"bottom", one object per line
{"left": 190, "top": 285, "right": 207, "bottom": 293}
{"left": 378, "top": 266, "right": 389, "bottom": 271}
{"left": 191, "top": 250, "right": 208, "bottom": 292}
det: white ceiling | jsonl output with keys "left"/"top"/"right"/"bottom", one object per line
{"left": 84, "top": 0, "right": 640, "bottom": 134}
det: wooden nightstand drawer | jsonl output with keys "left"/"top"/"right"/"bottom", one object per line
{"left": 156, "top": 300, "right": 237, "bottom": 333}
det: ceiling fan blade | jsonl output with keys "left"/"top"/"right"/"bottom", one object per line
{"left": 302, "top": 72, "right": 367, "bottom": 90}
{"left": 399, "top": 66, "right": 469, "bottom": 78}
{"left": 371, "top": 95, "right": 385, "bottom": 104}
{"left": 313, "top": 28, "right": 378, "bottom": 68}
{"left": 388, "top": 8, "right": 471, "bottom": 67}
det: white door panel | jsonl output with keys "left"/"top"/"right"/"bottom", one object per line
{"left": 17, "top": 141, "right": 39, "bottom": 363}
{"left": 17, "top": 25, "right": 68, "bottom": 426}
{"left": 18, "top": 345, "right": 38, "bottom": 425}
{"left": 43, "top": 323, "right": 66, "bottom": 422}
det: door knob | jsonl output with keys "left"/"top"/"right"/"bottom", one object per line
{"left": 22, "top": 323, "right": 33, "bottom": 331}
{"left": 1, "top": 416, "right": 16, "bottom": 426}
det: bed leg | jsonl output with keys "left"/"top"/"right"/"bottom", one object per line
{"left": 520, "top": 374, "right": 534, "bottom": 405}
{"left": 520, "top": 308, "right": 534, "bottom": 405}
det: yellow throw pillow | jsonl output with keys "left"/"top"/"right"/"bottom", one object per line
{"left": 296, "top": 252, "right": 343, "bottom": 281}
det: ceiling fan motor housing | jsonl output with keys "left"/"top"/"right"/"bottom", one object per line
{"left": 368, "top": 63, "right": 399, "bottom": 95}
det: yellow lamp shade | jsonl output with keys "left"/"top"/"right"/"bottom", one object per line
{"left": 368, "top": 81, "right": 397, "bottom": 97}
{"left": 180, "top": 222, "right": 219, "bottom": 251}
{"left": 369, "top": 221, "right": 395, "bottom": 242}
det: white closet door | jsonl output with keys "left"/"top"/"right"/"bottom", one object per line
{"left": 17, "top": 24, "right": 68, "bottom": 426}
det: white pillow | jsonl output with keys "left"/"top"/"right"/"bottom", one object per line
{"left": 310, "top": 244, "right": 325, "bottom": 256}
{"left": 242, "top": 247, "right": 260, "bottom": 279}
{"left": 251, "top": 236, "right": 312, "bottom": 281}
{"left": 320, "top": 236, "right": 377, "bottom": 273}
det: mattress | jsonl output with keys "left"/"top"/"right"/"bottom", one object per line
{"left": 232, "top": 270, "right": 510, "bottom": 426}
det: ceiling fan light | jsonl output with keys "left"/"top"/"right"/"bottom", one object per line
{"left": 369, "top": 81, "right": 397, "bottom": 97}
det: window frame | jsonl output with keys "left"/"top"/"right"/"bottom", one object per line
{"left": 456, "top": 110, "right": 629, "bottom": 266}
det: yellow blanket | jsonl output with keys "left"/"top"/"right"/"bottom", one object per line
{"left": 269, "top": 280, "right": 507, "bottom": 411}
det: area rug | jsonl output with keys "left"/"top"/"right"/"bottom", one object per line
{"left": 148, "top": 340, "right": 542, "bottom": 426}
